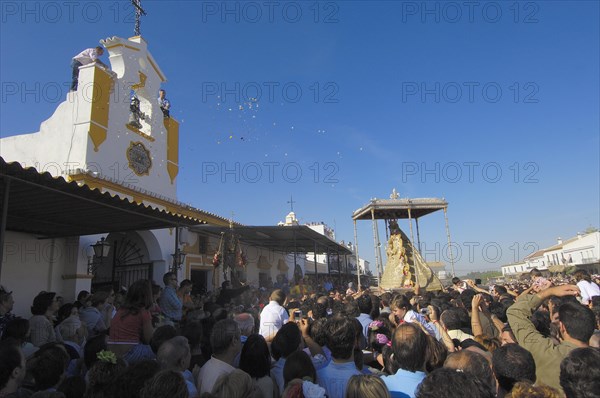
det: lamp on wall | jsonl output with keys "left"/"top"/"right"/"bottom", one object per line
{"left": 171, "top": 248, "right": 187, "bottom": 272}
{"left": 88, "top": 237, "right": 111, "bottom": 275}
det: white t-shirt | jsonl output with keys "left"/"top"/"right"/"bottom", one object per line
{"left": 258, "top": 300, "right": 289, "bottom": 338}
{"left": 196, "top": 356, "right": 235, "bottom": 394}
{"left": 577, "top": 280, "right": 600, "bottom": 304}
{"left": 73, "top": 48, "right": 101, "bottom": 65}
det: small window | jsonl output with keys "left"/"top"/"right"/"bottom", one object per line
{"left": 198, "top": 236, "right": 208, "bottom": 254}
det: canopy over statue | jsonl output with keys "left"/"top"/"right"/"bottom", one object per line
{"left": 352, "top": 189, "right": 454, "bottom": 291}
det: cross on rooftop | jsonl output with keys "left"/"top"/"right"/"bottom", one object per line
{"left": 131, "top": 0, "right": 147, "bottom": 36}
{"left": 287, "top": 195, "right": 296, "bottom": 212}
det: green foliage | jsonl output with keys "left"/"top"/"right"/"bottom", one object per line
{"left": 459, "top": 270, "right": 503, "bottom": 284}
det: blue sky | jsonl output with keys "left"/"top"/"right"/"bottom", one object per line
{"left": 1, "top": 1, "right": 599, "bottom": 275}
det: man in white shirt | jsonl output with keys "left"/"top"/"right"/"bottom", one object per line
{"left": 196, "top": 319, "right": 241, "bottom": 394}
{"left": 259, "top": 289, "right": 288, "bottom": 341}
{"left": 70, "top": 46, "right": 108, "bottom": 91}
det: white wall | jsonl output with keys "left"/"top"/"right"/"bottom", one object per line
{"left": 2, "top": 232, "right": 87, "bottom": 318}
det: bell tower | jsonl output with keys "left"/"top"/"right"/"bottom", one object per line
{"left": 0, "top": 35, "right": 181, "bottom": 205}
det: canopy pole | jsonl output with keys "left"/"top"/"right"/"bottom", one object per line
{"left": 415, "top": 217, "right": 422, "bottom": 253}
{"left": 443, "top": 206, "right": 456, "bottom": 277}
{"left": 371, "top": 208, "right": 381, "bottom": 287}
{"left": 0, "top": 179, "right": 11, "bottom": 283}
{"left": 407, "top": 208, "right": 420, "bottom": 288}
{"left": 314, "top": 242, "right": 318, "bottom": 284}
{"left": 353, "top": 219, "right": 361, "bottom": 290}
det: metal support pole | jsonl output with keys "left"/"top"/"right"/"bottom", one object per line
{"left": 0, "top": 179, "right": 11, "bottom": 283}
{"left": 337, "top": 251, "right": 342, "bottom": 287}
{"left": 371, "top": 209, "right": 381, "bottom": 287}
{"left": 443, "top": 206, "right": 456, "bottom": 277}
{"left": 172, "top": 227, "right": 180, "bottom": 274}
{"left": 314, "top": 242, "right": 318, "bottom": 283}
{"left": 344, "top": 254, "right": 348, "bottom": 280}
{"left": 375, "top": 222, "right": 383, "bottom": 287}
{"left": 353, "top": 219, "right": 361, "bottom": 290}
{"left": 415, "top": 217, "right": 422, "bottom": 253}
{"left": 111, "top": 240, "right": 118, "bottom": 286}
{"left": 407, "top": 208, "right": 420, "bottom": 288}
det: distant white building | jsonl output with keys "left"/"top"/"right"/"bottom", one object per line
{"left": 278, "top": 212, "right": 369, "bottom": 277}
{"left": 501, "top": 231, "right": 600, "bottom": 277}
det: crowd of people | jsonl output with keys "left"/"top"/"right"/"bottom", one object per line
{"left": 1, "top": 268, "right": 599, "bottom": 398}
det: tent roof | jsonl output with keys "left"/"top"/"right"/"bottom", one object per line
{"left": 0, "top": 157, "right": 212, "bottom": 238}
{"left": 190, "top": 225, "right": 353, "bottom": 255}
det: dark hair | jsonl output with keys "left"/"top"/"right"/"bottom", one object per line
{"left": 531, "top": 310, "right": 551, "bottom": 338}
{"left": 573, "top": 270, "right": 591, "bottom": 283}
{"left": 326, "top": 317, "right": 357, "bottom": 360}
{"left": 390, "top": 295, "right": 412, "bottom": 311}
{"left": 452, "top": 277, "right": 461, "bottom": 285}
{"left": 239, "top": 334, "right": 270, "bottom": 378}
{"left": 90, "top": 292, "right": 109, "bottom": 307}
{"left": 392, "top": 323, "right": 427, "bottom": 372}
{"left": 367, "top": 322, "right": 392, "bottom": 354}
{"left": 444, "top": 350, "right": 496, "bottom": 396}
{"left": 58, "top": 376, "right": 86, "bottom": 398}
{"left": 459, "top": 290, "right": 476, "bottom": 308}
{"left": 380, "top": 292, "right": 392, "bottom": 308}
{"left": 181, "top": 321, "right": 203, "bottom": 349}
{"left": 560, "top": 347, "right": 600, "bottom": 398}
{"left": 493, "top": 285, "right": 507, "bottom": 295}
{"left": 424, "top": 334, "right": 448, "bottom": 373}
{"left": 121, "top": 280, "right": 153, "bottom": 317}
{"left": 309, "top": 317, "right": 328, "bottom": 347}
{"left": 283, "top": 350, "right": 317, "bottom": 387}
{"left": 489, "top": 300, "right": 512, "bottom": 323}
{"left": 440, "top": 307, "right": 470, "bottom": 331}
{"left": 271, "top": 322, "right": 301, "bottom": 360}
{"left": 30, "top": 343, "right": 70, "bottom": 390}
{"left": 370, "top": 299, "right": 381, "bottom": 322}
{"left": 179, "top": 279, "right": 193, "bottom": 289}
{"left": 0, "top": 341, "right": 23, "bottom": 390}
{"left": 311, "top": 302, "right": 327, "bottom": 320}
{"left": 150, "top": 325, "right": 178, "bottom": 354}
{"left": 84, "top": 334, "right": 108, "bottom": 370}
{"left": 558, "top": 302, "right": 595, "bottom": 343}
{"left": 31, "top": 292, "right": 56, "bottom": 315}
{"left": 416, "top": 367, "right": 494, "bottom": 398}
{"left": 77, "top": 290, "right": 90, "bottom": 302}
{"left": 356, "top": 295, "right": 373, "bottom": 314}
{"left": 87, "top": 357, "right": 127, "bottom": 398}
{"left": 163, "top": 272, "right": 176, "bottom": 286}
{"left": 112, "top": 360, "right": 160, "bottom": 398}
{"left": 529, "top": 268, "right": 542, "bottom": 278}
{"left": 140, "top": 369, "right": 189, "bottom": 398}
{"left": 492, "top": 343, "right": 536, "bottom": 394}
{"left": 0, "top": 285, "right": 12, "bottom": 304}
{"left": 343, "top": 301, "right": 360, "bottom": 318}
{"left": 57, "top": 304, "right": 75, "bottom": 324}
{"left": 1, "top": 318, "right": 29, "bottom": 343}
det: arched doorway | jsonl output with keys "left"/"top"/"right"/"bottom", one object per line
{"left": 92, "top": 232, "right": 154, "bottom": 291}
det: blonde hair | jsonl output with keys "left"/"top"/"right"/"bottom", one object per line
{"left": 211, "top": 369, "right": 260, "bottom": 398}
{"left": 345, "top": 374, "right": 391, "bottom": 398}
{"left": 507, "top": 381, "right": 561, "bottom": 398}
